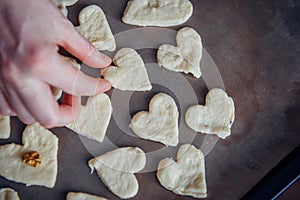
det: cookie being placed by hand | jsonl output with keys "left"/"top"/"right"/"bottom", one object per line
{"left": 88, "top": 147, "right": 146, "bottom": 199}
{"left": 122, "top": 0, "right": 193, "bottom": 27}
{"left": 102, "top": 48, "right": 152, "bottom": 91}
{"left": 185, "top": 88, "right": 235, "bottom": 139}
{"left": 157, "top": 27, "right": 202, "bottom": 78}
{"left": 157, "top": 144, "right": 207, "bottom": 198}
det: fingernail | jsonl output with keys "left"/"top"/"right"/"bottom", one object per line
{"left": 94, "top": 51, "right": 111, "bottom": 65}
{"left": 97, "top": 79, "right": 112, "bottom": 93}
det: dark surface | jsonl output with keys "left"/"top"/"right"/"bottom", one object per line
{"left": 0, "top": 0, "right": 300, "bottom": 200}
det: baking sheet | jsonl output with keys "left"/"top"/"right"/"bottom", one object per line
{"left": 1, "top": 0, "right": 300, "bottom": 199}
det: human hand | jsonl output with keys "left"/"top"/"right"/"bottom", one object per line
{"left": 0, "top": 0, "right": 112, "bottom": 128}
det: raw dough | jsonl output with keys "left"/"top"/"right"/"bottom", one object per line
{"left": 51, "top": 56, "right": 81, "bottom": 100}
{"left": 0, "top": 188, "right": 20, "bottom": 200}
{"left": 77, "top": 5, "right": 116, "bottom": 51}
{"left": 53, "top": 0, "right": 78, "bottom": 16}
{"left": 129, "top": 93, "right": 179, "bottom": 146}
{"left": 122, "top": 0, "right": 193, "bottom": 27}
{"left": 0, "top": 115, "right": 10, "bottom": 139}
{"left": 0, "top": 123, "right": 58, "bottom": 188}
{"left": 185, "top": 88, "right": 235, "bottom": 139}
{"left": 88, "top": 147, "right": 146, "bottom": 199}
{"left": 157, "top": 144, "right": 207, "bottom": 198}
{"left": 66, "top": 93, "right": 112, "bottom": 143}
{"left": 66, "top": 192, "right": 108, "bottom": 200}
{"left": 157, "top": 27, "right": 202, "bottom": 78}
{"left": 102, "top": 48, "right": 152, "bottom": 91}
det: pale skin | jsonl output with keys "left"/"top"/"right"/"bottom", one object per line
{"left": 0, "top": 0, "right": 112, "bottom": 128}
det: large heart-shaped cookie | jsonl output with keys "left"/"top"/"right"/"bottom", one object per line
{"left": 157, "top": 144, "right": 207, "bottom": 198}
{"left": 185, "top": 88, "right": 235, "bottom": 139}
{"left": 0, "top": 188, "right": 20, "bottom": 200}
{"left": 129, "top": 93, "right": 179, "bottom": 146}
{"left": 102, "top": 48, "right": 152, "bottom": 91}
{"left": 77, "top": 5, "right": 116, "bottom": 51}
{"left": 0, "top": 115, "right": 10, "bottom": 139}
{"left": 88, "top": 147, "right": 146, "bottom": 199}
{"left": 53, "top": 0, "right": 78, "bottom": 16}
{"left": 122, "top": 0, "right": 193, "bottom": 27}
{"left": 66, "top": 93, "right": 112, "bottom": 143}
{"left": 67, "top": 192, "right": 108, "bottom": 200}
{"left": 0, "top": 123, "right": 58, "bottom": 188}
{"left": 157, "top": 27, "right": 202, "bottom": 78}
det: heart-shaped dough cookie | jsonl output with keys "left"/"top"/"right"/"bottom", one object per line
{"left": 129, "top": 93, "right": 179, "bottom": 146}
{"left": 157, "top": 27, "right": 202, "bottom": 78}
{"left": 0, "top": 115, "right": 10, "bottom": 139}
{"left": 157, "top": 144, "right": 207, "bottom": 198}
{"left": 0, "top": 188, "right": 20, "bottom": 200}
{"left": 185, "top": 88, "right": 235, "bottom": 139}
{"left": 102, "top": 48, "right": 152, "bottom": 91}
{"left": 53, "top": 0, "right": 78, "bottom": 16}
{"left": 66, "top": 93, "right": 112, "bottom": 143}
{"left": 77, "top": 5, "right": 116, "bottom": 51}
{"left": 88, "top": 147, "right": 146, "bottom": 199}
{"left": 0, "top": 123, "right": 58, "bottom": 188}
{"left": 67, "top": 192, "right": 108, "bottom": 200}
{"left": 51, "top": 56, "right": 81, "bottom": 100}
{"left": 122, "top": 0, "right": 193, "bottom": 27}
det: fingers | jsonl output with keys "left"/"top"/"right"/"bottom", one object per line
{"left": 2, "top": 88, "right": 36, "bottom": 124}
{"left": 58, "top": 21, "right": 111, "bottom": 68}
{"left": 42, "top": 56, "right": 111, "bottom": 96}
{"left": 0, "top": 90, "right": 16, "bottom": 116}
{"left": 14, "top": 78, "right": 80, "bottom": 128}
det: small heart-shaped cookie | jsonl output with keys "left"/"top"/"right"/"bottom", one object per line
{"left": 67, "top": 93, "right": 112, "bottom": 143}
{"left": 77, "top": 5, "right": 116, "bottom": 51}
{"left": 102, "top": 48, "right": 152, "bottom": 91}
{"left": 0, "top": 115, "right": 10, "bottom": 139}
{"left": 0, "top": 123, "right": 58, "bottom": 188}
{"left": 129, "top": 93, "right": 179, "bottom": 146}
{"left": 51, "top": 56, "right": 81, "bottom": 100}
{"left": 157, "top": 144, "right": 207, "bottom": 198}
{"left": 88, "top": 147, "right": 146, "bottom": 199}
{"left": 157, "top": 27, "right": 202, "bottom": 78}
{"left": 67, "top": 192, "right": 108, "bottom": 200}
{"left": 53, "top": 0, "right": 78, "bottom": 16}
{"left": 0, "top": 188, "right": 20, "bottom": 200}
{"left": 122, "top": 0, "right": 193, "bottom": 27}
{"left": 185, "top": 88, "right": 235, "bottom": 139}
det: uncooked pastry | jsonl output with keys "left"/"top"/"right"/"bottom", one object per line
{"left": 157, "top": 27, "right": 202, "bottom": 78}
{"left": 0, "top": 123, "right": 58, "bottom": 188}
{"left": 0, "top": 188, "right": 20, "bottom": 200}
{"left": 129, "top": 93, "right": 179, "bottom": 146}
{"left": 88, "top": 147, "right": 146, "bottom": 199}
{"left": 0, "top": 115, "right": 10, "bottom": 139}
{"left": 102, "top": 48, "right": 152, "bottom": 91}
{"left": 51, "top": 56, "right": 81, "bottom": 100}
{"left": 53, "top": 0, "right": 78, "bottom": 16}
{"left": 66, "top": 192, "right": 108, "bottom": 200}
{"left": 157, "top": 144, "right": 207, "bottom": 198}
{"left": 77, "top": 5, "right": 116, "bottom": 51}
{"left": 185, "top": 88, "right": 235, "bottom": 139}
{"left": 122, "top": 0, "right": 193, "bottom": 27}
{"left": 66, "top": 93, "right": 112, "bottom": 143}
